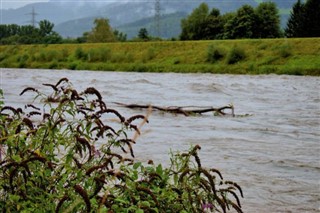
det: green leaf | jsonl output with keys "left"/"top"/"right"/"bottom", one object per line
{"left": 133, "top": 162, "right": 141, "bottom": 170}
{"left": 12, "top": 154, "right": 22, "bottom": 162}
{"left": 9, "top": 194, "right": 20, "bottom": 202}
{"left": 132, "top": 170, "right": 138, "bottom": 181}
{"left": 115, "top": 198, "right": 128, "bottom": 204}
{"left": 156, "top": 164, "right": 163, "bottom": 175}
{"left": 135, "top": 209, "right": 144, "bottom": 213}
{"left": 140, "top": 201, "right": 151, "bottom": 208}
{"left": 151, "top": 208, "right": 159, "bottom": 213}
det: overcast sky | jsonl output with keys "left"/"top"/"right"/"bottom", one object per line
{"left": 1, "top": 0, "right": 48, "bottom": 9}
{"left": 1, "top": 0, "right": 141, "bottom": 9}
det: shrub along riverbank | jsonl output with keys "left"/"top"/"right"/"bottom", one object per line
{"left": 0, "top": 38, "right": 319, "bottom": 75}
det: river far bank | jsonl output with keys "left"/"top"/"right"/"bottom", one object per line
{"left": 0, "top": 38, "right": 319, "bottom": 75}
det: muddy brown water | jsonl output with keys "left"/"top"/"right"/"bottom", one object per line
{"left": 1, "top": 68, "right": 319, "bottom": 212}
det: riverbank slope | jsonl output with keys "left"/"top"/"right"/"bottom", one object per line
{"left": 0, "top": 38, "right": 319, "bottom": 75}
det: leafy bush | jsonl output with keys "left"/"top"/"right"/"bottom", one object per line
{"left": 227, "top": 47, "right": 246, "bottom": 64}
{"left": 207, "top": 45, "right": 225, "bottom": 63}
{"left": 278, "top": 44, "right": 292, "bottom": 58}
{"left": 142, "top": 48, "right": 156, "bottom": 63}
{"left": 0, "top": 79, "right": 243, "bottom": 212}
{"left": 48, "top": 60, "right": 59, "bottom": 69}
{"left": 87, "top": 48, "right": 112, "bottom": 62}
{"left": 74, "top": 47, "right": 87, "bottom": 60}
{"left": 68, "top": 62, "right": 78, "bottom": 70}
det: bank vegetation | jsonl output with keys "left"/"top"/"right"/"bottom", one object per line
{"left": 0, "top": 38, "right": 319, "bottom": 75}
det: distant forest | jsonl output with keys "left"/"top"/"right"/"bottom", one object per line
{"left": 0, "top": 0, "right": 319, "bottom": 45}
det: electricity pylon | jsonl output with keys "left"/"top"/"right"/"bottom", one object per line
{"left": 155, "top": 0, "right": 161, "bottom": 38}
{"left": 26, "top": 7, "right": 38, "bottom": 27}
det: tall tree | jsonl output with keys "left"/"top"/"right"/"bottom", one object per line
{"left": 180, "top": 3, "right": 209, "bottom": 40}
{"left": 221, "top": 12, "right": 237, "bottom": 39}
{"left": 255, "top": 2, "right": 281, "bottom": 38}
{"left": 138, "top": 28, "right": 149, "bottom": 40}
{"left": 39, "top": 20, "right": 54, "bottom": 36}
{"left": 203, "top": 8, "right": 223, "bottom": 39}
{"left": 303, "top": 0, "right": 320, "bottom": 37}
{"left": 227, "top": 5, "right": 257, "bottom": 39}
{"left": 114, "top": 30, "right": 127, "bottom": 42}
{"left": 285, "top": 0, "right": 305, "bottom": 37}
{"left": 87, "top": 18, "right": 116, "bottom": 43}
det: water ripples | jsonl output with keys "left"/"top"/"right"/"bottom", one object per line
{"left": 1, "top": 68, "right": 319, "bottom": 212}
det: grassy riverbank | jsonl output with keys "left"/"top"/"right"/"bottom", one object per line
{"left": 0, "top": 38, "right": 319, "bottom": 75}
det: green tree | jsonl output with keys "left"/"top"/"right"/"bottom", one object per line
{"left": 225, "top": 5, "right": 257, "bottom": 39}
{"left": 0, "top": 20, "right": 61, "bottom": 44}
{"left": 138, "top": 28, "right": 149, "bottom": 40}
{"left": 221, "top": 12, "right": 236, "bottom": 39}
{"left": 39, "top": 19, "right": 54, "bottom": 36}
{"left": 38, "top": 20, "right": 62, "bottom": 44}
{"left": 17, "top": 25, "right": 40, "bottom": 44}
{"left": 203, "top": 8, "right": 224, "bottom": 39}
{"left": 86, "top": 18, "right": 116, "bottom": 43}
{"left": 303, "top": 0, "right": 320, "bottom": 37}
{"left": 285, "top": 0, "right": 305, "bottom": 37}
{"left": 255, "top": 2, "right": 281, "bottom": 38}
{"left": 0, "top": 24, "right": 20, "bottom": 39}
{"left": 114, "top": 29, "right": 127, "bottom": 42}
{"left": 180, "top": 2, "right": 209, "bottom": 40}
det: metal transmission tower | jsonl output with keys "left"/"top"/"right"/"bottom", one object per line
{"left": 154, "top": 0, "right": 161, "bottom": 37}
{"left": 26, "top": 7, "right": 38, "bottom": 27}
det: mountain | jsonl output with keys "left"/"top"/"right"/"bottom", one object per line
{"left": 1, "top": 0, "right": 296, "bottom": 38}
{"left": 116, "top": 12, "right": 188, "bottom": 39}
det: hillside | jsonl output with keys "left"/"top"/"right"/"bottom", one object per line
{"left": 116, "top": 12, "right": 187, "bottom": 39}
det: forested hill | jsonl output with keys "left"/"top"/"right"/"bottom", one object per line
{"left": 1, "top": 0, "right": 296, "bottom": 38}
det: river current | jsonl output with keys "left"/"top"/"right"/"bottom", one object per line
{"left": 1, "top": 68, "right": 319, "bottom": 212}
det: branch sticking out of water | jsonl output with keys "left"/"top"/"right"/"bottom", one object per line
{"left": 113, "top": 102, "right": 235, "bottom": 117}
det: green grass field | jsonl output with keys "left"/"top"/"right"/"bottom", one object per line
{"left": 0, "top": 38, "right": 319, "bottom": 75}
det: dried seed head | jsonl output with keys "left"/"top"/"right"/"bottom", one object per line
{"left": 56, "top": 195, "right": 69, "bottom": 213}
{"left": 43, "top": 83, "right": 58, "bottom": 92}
{"left": 25, "top": 104, "right": 40, "bottom": 111}
{"left": 1, "top": 106, "right": 19, "bottom": 115}
{"left": 20, "top": 87, "right": 38, "bottom": 96}
{"left": 84, "top": 87, "right": 102, "bottom": 100}
{"left": 74, "top": 185, "right": 91, "bottom": 212}
{"left": 225, "top": 181, "right": 243, "bottom": 198}
{"left": 126, "top": 115, "right": 148, "bottom": 125}
{"left": 55, "top": 77, "right": 69, "bottom": 87}
{"left": 23, "top": 118, "right": 34, "bottom": 130}
{"left": 210, "top": 168, "right": 223, "bottom": 180}
{"left": 27, "top": 111, "right": 41, "bottom": 117}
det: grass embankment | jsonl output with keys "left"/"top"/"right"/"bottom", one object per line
{"left": 0, "top": 38, "right": 319, "bottom": 75}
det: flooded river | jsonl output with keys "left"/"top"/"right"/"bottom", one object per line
{"left": 1, "top": 68, "right": 319, "bottom": 212}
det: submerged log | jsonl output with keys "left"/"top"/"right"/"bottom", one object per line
{"left": 113, "top": 102, "right": 235, "bottom": 117}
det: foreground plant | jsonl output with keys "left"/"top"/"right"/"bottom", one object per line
{"left": 0, "top": 79, "right": 243, "bottom": 212}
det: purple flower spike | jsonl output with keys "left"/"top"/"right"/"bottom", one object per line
{"left": 202, "top": 203, "right": 213, "bottom": 210}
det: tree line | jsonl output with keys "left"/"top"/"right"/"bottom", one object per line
{"left": 0, "top": 18, "right": 127, "bottom": 45}
{"left": 0, "top": 20, "right": 63, "bottom": 44}
{"left": 180, "top": 0, "right": 319, "bottom": 40}
{"left": 285, "top": 0, "right": 319, "bottom": 37}
{"left": 180, "top": 2, "right": 281, "bottom": 40}
{"left": 0, "top": 0, "right": 318, "bottom": 45}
